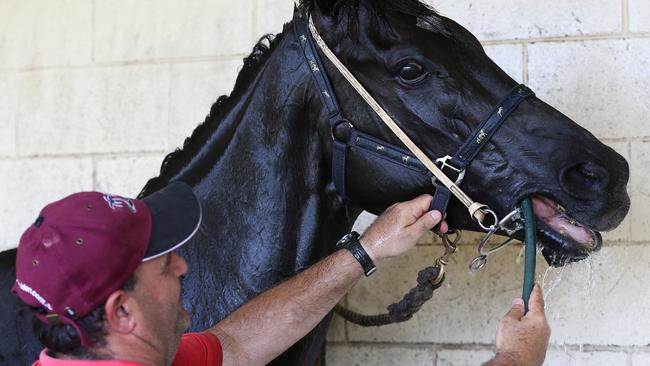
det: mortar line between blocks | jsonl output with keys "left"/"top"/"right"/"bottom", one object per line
{"left": 327, "top": 341, "right": 497, "bottom": 349}
{"left": 13, "top": 111, "right": 18, "bottom": 158}
{"left": 579, "top": 344, "right": 650, "bottom": 352}
{"left": 627, "top": 139, "right": 632, "bottom": 243}
{"left": 522, "top": 43, "right": 529, "bottom": 85}
{"left": 91, "top": 158, "right": 98, "bottom": 191}
{"left": 166, "top": 63, "right": 172, "bottom": 150}
{"left": 1, "top": 54, "right": 248, "bottom": 73}
{"left": 481, "top": 32, "right": 650, "bottom": 46}
{"left": 6, "top": 150, "right": 168, "bottom": 161}
{"left": 91, "top": 0, "right": 96, "bottom": 63}
{"left": 627, "top": 349, "right": 632, "bottom": 366}
{"left": 622, "top": 0, "right": 630, "bottom": 34}
{"left": 327, "top": 341, "right": 650, "bottom": 352}
{"left": 252, "top": 0, "right": 259, "bottom": 45}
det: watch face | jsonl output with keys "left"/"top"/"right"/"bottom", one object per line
{"left": 336, "top": 233, "right": 352, "bottom": 247}
{"left": 337, "top": 232, "right": 358, "bottom": 248}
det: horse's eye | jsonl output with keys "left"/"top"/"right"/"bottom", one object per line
{"left": 398, "top": 61, "right": 426, "bottom": 81}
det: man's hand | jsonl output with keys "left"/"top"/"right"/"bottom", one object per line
{"left": 359, "top": 194, "right": 448, "bottom": 263}
{"left": 486, "top": 284, "right": 550, "bottom": 366}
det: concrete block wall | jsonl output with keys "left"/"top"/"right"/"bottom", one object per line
{"left": 0, "top": 1, "right": 647, "bottom": 365}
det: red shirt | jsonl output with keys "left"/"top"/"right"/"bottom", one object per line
{"left": 32, "top": 332, "right": 222, "bottom": 366}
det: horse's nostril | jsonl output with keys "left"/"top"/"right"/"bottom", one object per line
{"left": 560, "top": 162, "right": 610, "bottom": 196}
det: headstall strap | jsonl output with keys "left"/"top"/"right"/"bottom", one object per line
{"left": 451, "top": 85, "right": 535, "bottom": 168}
{"left": 294, "top": 12, "right": 353, "bottom": 197}
{"left": 295, "top": 8, "right": 534, "bottom": 228}
{"left": 431, "top": 85, "right": 534, "bottom": 225}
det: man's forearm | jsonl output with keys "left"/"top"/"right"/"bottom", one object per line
{"left": 209, "top": 249, "right": 364, "bottom": 366}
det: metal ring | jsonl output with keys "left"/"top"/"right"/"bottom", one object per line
{"left": 431, "top": 265, "right": 446, "bottom": 286}
{"left": 498, "top": 208, "right": 524, "bottom": 235}
{"left": 441, "top": 229, "right": 462, "bottom": 248}
{"left": 469, "top": 255, "right": 488, "bottom": 272}
{"left": 477, "top": 208, "right": 498, "bottom": 231}
{"left": 479, "top": 237, "right": 517, "bottom": 256}
{"left": 498, "top": 209, "right": 521, "bottom": 227}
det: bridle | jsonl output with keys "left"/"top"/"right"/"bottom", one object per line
{"left": 295, "top": 9, "right": 534, "bottom": 269}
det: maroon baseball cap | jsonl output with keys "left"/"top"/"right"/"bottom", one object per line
{"left": 12, "top": 181, "right": 201, "bottom": 347}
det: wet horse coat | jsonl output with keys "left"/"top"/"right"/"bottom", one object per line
{"left": 0, "top": 1, "right": 629, "bottom": 365}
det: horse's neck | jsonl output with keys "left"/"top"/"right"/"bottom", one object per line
{"left": 175, "top": 33, "right": 354, "bottom": 310}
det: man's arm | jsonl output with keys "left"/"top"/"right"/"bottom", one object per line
{"left": 208, "top": 195, "right": 444, "bottom": 366}
{"left": 484, "top": 284, "right": 550, "bottom": 366}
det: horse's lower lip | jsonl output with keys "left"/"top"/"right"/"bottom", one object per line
{"left": 530, "top": 194, "right": 600, "bottom": 250}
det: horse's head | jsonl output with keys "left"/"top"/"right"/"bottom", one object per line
{"left": 306, "top": 0, "right": 630, "bottom": 266}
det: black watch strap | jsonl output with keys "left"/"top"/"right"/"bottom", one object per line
{"left": 336, "top": 231, "right": 376, "bottom": 276}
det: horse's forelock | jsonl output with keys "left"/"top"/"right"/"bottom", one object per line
{"left": 302, "top": 0, "right": 436, "bottom": 22}
{"left": 302, "top": 0, "right": 450, "bottom": 40}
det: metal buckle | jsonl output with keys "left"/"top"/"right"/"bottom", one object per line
{"left": 469, "top": 208, "right": 525, "bottom": 272}
{"left": 433, "top": 155, "right": 466, "bottom": 186}
{"left": 473, "top": 206, "right": 498, "bottom": 231}
{"left": 431, "top": 229, "right": 462, "bottom": 286}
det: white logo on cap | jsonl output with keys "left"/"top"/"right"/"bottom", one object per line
{"left": 16, "top": 279, "right": 53, "bottom": 311}
{"left": 103, "top": 195, "right": 137, "bottom": 213}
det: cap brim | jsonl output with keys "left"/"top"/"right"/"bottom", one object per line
{"left": 141, "top": 181, "right": 201, "bottom": 261}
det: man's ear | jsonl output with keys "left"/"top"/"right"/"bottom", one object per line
{"left": 104, "top": 290, "right": 136, "bottom": 334}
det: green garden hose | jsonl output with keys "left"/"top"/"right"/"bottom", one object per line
{"left": 521, "top": 197, "right": 537, "bottom": 314}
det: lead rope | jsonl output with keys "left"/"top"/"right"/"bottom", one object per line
{"left": 335, "top": 200, "right": 537, "bottom": 326}
{"left": 333, "top": 230, "right": 460, "bottom": 326}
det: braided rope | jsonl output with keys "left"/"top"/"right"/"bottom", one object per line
{"left": 334, "top": 266, "right": 445, "bottom": 326}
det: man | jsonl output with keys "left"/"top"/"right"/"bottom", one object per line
{"left": 13, "top": 181, "right": 549, "bottom": 365}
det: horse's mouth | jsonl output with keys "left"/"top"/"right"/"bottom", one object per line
{"left": 529, "top": 194, "right": 602, "bottom": 266}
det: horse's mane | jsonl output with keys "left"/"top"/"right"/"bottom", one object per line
{"left": 139, "top": 29, "right": 288, "bottom": 198}
{"left": 140, "top": 0, "right": 446, "bottom": 198}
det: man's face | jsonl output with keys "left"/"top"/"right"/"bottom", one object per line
{"left": 129, "top": 251, "right": 190, "bottom": 358}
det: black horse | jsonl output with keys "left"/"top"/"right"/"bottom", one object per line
{"left": 0, "top": 0, "right": 630, "bottom": 365}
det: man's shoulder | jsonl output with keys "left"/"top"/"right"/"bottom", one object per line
{"left": 172, "top": 332, "right": 223, "bottom": 366}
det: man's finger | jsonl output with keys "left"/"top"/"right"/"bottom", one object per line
{"left": 413, "top": 210, "right": 442, "bottom": 232}
{"left": 403, "top": 194, "right": 434, "bottom": 219}
{"left": 527, "top": 284, "right": 545, "bottom": 315}
{"left": 439, "top": 220, "right": 448, "bottom": 234}
{"left": 504, "top": 298, "right": 525, "bottom": 320}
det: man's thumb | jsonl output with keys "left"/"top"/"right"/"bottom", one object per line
{"left": 505, "top": 298, "right": 525, "bottom": 320}
{"left": 414, "top": 210, "right": 442, "bottom": 231}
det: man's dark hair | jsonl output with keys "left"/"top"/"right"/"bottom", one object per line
{"left": 32, "top": 275, "right": 137, "bottom": 359}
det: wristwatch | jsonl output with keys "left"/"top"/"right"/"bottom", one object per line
{"left": 336, "top": 231, "right": 376, "bottom": 276}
